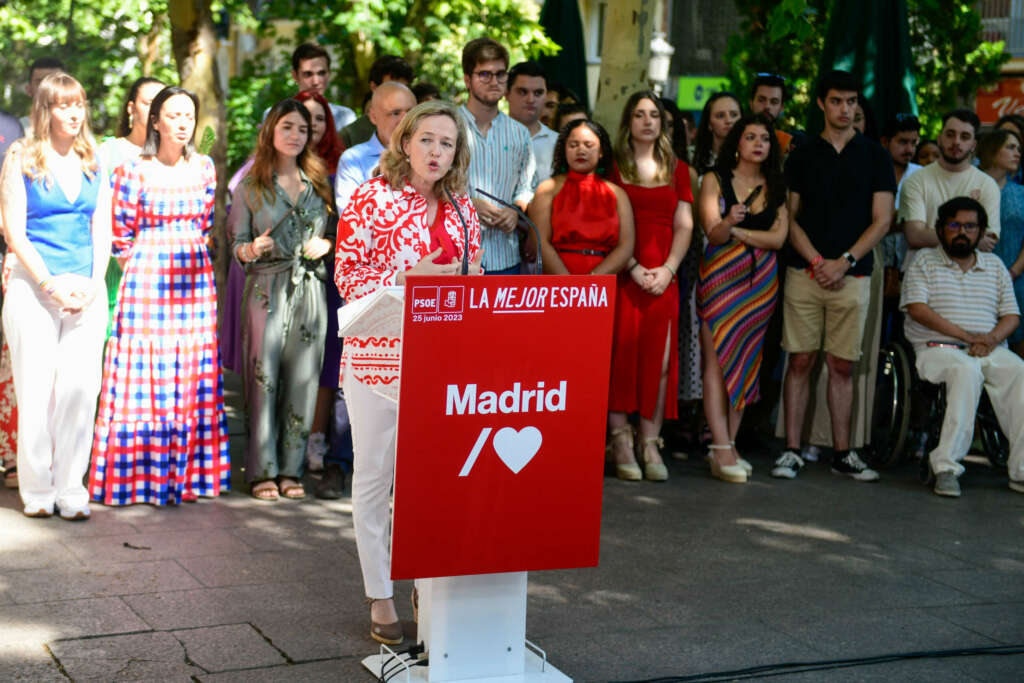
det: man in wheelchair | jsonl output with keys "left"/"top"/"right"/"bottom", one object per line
{"left": 901, "top": 196, "right": 1024, "bottom": 497}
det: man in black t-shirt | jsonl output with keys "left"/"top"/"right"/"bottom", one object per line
{"left": 772, "top": 70, "right": 896, "bottom": 482}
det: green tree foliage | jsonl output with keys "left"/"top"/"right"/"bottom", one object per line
{"left": 225, "top": 0, "right": 558, "bottom": 170}
{"left": 0, "top": 0, "right": 178, "bottom": 137}
{"left": 723, "top": 0, "right": 1008, "bottom": 137}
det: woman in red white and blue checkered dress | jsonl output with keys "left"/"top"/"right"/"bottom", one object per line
{"left": 88, "top": 86, "right": 230, "bottom": 506}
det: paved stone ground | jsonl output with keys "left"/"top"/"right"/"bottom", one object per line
{"left": 1, "top": 374, "right": 1023, "bottom": 681}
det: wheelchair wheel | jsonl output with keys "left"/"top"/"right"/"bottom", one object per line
{"left": 871, "top": 342, "right": 912, "bottom": 467}
{"left": 976, "top": 392, "right": 1009, "bottom": 470}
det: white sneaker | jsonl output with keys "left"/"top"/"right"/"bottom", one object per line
{"left": 831, "top": 451, "right": 880, "bottom": 482}
{"left": 57, "top": 502, "right": 91, "bottom": 521}
{"left": 771, "top": 450, "right": 805, "bottom": 479}
{"left": 801, "top": 445, "right": 821, "bottom": 462}
{"left": 306, "top": 432, "right": 327, "bottom": 472}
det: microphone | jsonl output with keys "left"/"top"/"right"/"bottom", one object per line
{"left": 474, "top": 188, "right": 543, "bottom": 274}
{"left": 445, "top": 189, "right": 471, "bottom": 275}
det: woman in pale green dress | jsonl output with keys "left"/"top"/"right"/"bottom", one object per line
{"left": 228, "top": 98, "right": 334, "bottom": 501}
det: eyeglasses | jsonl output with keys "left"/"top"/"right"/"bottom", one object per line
{"left": 754, "top": 72, "right": 786, "bottom": 83}
{"left": 944, "top": 221, "right": 980, "bottom": 234}
{"left": 894, "top": 113, "right": 918, "bottom": 122}
{"left": 473, "top": 69, "right": 508, "bottom": 84}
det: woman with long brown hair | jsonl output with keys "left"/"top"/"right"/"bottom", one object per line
{"left": 228, "top": 98, "right": 334, "bottom": 500}
{"left": 607, "top": 91, "right": 694, "bottom": 481}
{"left": 0, "top": 72, "right": 110, "bottom": 519}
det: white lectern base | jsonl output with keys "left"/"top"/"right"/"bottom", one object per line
{"left": 360, "top": 572, "right": 571, "bottom": 682}
{"left": 360, "top": 648, "right": 571, "bottom": 682}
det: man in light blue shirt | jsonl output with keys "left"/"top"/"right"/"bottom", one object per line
{"left": 460, "top": 38, "right": 537, "bottom": 275}
{"left": 335, "top": 82, "right": 417, "bottom": 209}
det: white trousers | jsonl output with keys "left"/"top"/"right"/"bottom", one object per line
{"left": 916, "top": 345, "right": 1024, "bottom": 481}
{"left": 2, "top": 262, "right": 107, "bottom": 511}
{"left": 342, "top": 361, "right": 398, "bottom": 599}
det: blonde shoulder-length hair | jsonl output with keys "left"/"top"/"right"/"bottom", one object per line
{"left": 21, "top": 72, "right": 98, "bottom": 184}
{"left": 379, "top": 100, "right": 470, "bottom": 196}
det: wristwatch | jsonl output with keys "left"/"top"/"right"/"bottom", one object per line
{"left": 842, "top": 251, "right": 857, "bottom": 267}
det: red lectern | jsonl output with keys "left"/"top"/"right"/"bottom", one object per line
{"left": 358, "top": 275, "right": 615, "bottom": 682}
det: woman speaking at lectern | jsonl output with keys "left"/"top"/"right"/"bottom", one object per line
{"left": 334, "top": 100, "right": 483, "bottom": 645}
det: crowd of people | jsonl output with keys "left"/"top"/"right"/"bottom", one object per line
{"left": 2, "top": 38, "right": 1024, "bottom": 646}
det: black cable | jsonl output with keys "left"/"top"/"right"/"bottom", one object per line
{"left": 445, "top": 189, "right": 470, "bottom": 275}
{"left": 612, "top": 644, "right": 1024, "bottom": 683}
{"left": 379, "top": 643, "right": 427, "bottom": 682}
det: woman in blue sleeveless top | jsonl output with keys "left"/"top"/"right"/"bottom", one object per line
{"left": 0, "top": 72, "right": 110, "bottom": 520}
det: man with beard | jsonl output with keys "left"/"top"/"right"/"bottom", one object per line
{"left": 900, "top": 109, "right": 1000, "bottom": 267}
{"left": 879, "top": 114, "right": 923, "bottom": 273}
{"left": 901, "top": 197, "right": 1024, "bottom": 497}
{"left": 460, "top": 37, "right": 537, "bottom": 275}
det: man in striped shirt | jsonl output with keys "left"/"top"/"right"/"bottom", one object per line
{"left": 901, "top": 196, "right": 1024, "bottom": 497}
{"left": 460, "top": 38, "right": 537, "bottom": 275}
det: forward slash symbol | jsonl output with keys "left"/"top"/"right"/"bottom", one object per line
{"left": 458, "top": 427, "right": 492, "bottom": 477}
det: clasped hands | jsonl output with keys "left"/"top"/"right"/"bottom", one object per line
{"left": 810, "top": 257, "right": 848, "bottom": 291}
{"left": 43, "top": 273, "right": 97, "bottom": 314}
{"left": 630, "top": 262, "right": 673, "bottom": 296}
{"left": 963, "top": 331, "right": 1000, "bottom": 358}
{"left": 474, "top": 199, "right": 518, "bottom": 233}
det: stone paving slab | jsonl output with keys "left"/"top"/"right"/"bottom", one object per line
{"left": 120, "top": 581, "right": 350, "bottom": 631}
{"left": 176, "top": 547, "right": 363, "bottom": 589}
{"left": 61, "top": 528, "right": 253, "bottom": 566}
{"left": 172, "top": 624, "right": 287, "bottom": 672}
{"left": 0, "top": 642, "right": 64, "bottom": 682}
{"left": 49, "top": 631, "right": 203, "bottom": 681}
{"left": 3, "top": 560, "right": 201, "bottom": 604}
{"left": 199, "top": 658, "right": 368, "bottom": 682}
{"left": 0, "top": 596, "right": 149, "bottom": 645}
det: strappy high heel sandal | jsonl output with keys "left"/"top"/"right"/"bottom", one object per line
{"left": 637, "top": 436, "right": 668, "bottom": 482}
{"left": 609, "top": 425, "right": 642, "bottom": 481}
{"left": 730, "top": 440, "right": 753, "bottom": 476}
{"left": 708, "top": 443, "right": 747, "bottom": 484}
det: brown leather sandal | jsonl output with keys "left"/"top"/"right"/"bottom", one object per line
{"left": 367, "top": 598, "right": 403, "bottom": 645}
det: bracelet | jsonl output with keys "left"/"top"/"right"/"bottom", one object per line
{"left": 629, "top": 261, "right": 641, "bottom": 271}
{"left": 663, "top": 262, "right": 677, "bottom": 276}
{"left": 810, "top": 254, "right": 824, "bottom": 267}
{"left": 39, "top": 277, "right": 55, "bottom": 293}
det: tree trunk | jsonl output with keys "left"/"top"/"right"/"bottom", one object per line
{"left": 168, "top": 0, "right": 229, "bottom": 293}
{"left": 593, "top": 0, "right": 654, "bottom": 131}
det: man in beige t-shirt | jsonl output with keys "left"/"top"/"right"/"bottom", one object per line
{"left": 899, "top": 108, "right": 1000, "bottom": 267}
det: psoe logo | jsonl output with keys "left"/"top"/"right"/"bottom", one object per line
{"left": 412, "top": 286, "right": 439, "bottom": 313}
{"left": 439, "top": 285, "right": 464, "bottom": 313}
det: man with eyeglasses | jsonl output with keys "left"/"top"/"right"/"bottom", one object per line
{"left": 460, "top": 37, "right": 537, "bottom": 275}
{"left": 900, "top": 109, "right": 1000, "bottom": 268}
{"left": 901, "top": 196, "right": 1024, "bottom": 497}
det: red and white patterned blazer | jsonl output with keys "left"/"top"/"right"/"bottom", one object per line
{"left": 335, "top": 176, "right": 482, "bottom": 387}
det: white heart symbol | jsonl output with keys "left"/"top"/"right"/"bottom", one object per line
{"left": 492, "top": 426, "right": 542, "bottom": 474}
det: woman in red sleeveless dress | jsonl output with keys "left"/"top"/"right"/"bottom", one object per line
{"left": 607, "top": 92, "right": 695, "bottom": 482}
{"left": 531, "top": 119, "right": 634, "bottom": 275}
